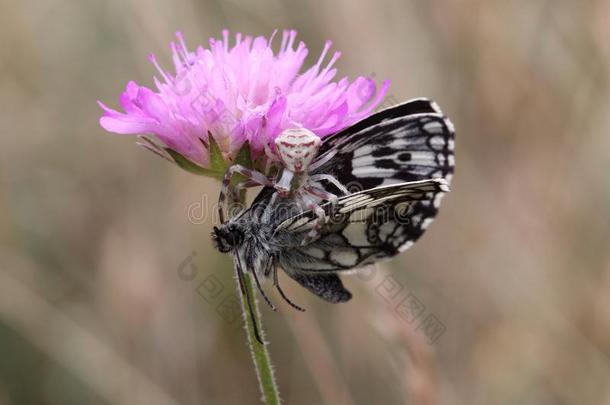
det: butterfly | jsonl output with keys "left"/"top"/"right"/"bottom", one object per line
{"left": 212, "top": 98, "right": 455, "bottom": 342}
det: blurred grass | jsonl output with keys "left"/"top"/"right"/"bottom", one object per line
{"left": 1, "top": 0, "right": 610, "bottom": 404}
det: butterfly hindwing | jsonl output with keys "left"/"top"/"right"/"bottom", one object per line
{"left": 274, "top": 179, "right": 449, "bottom": 273}
{"left": 279, "top": 98, "right": 456, "bottom": 265}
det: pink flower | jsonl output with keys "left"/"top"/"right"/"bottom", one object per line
{"left": 99, "top": 30, "right": 389, "bottom": 173}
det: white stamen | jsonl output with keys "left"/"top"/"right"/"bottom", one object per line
{"left": 286, "top": 30, "right": 297, "bottom": 51}
{"left": 323, "top": 51, "right": 341, "bottom": 74}
{"left": 280, "top": 30, "right": 288, "bottom": 53}
{"left": 222, "top": 29, "right": 229, "bottom": 52}
{"left": 148, "top": 53, "right": 171, "bottom": 84}
{"left": 174, "top": 32, "right": 192, "bottom": 66}
{"left": 268, "top": 29, "right": 277, "bottom": 51}
{"left": 315, "top": 40, "right": 332, "bottom": 70}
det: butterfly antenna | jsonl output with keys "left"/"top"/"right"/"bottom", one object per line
{"left": 235, "top": 252, "right": 264, "bottom": 344}
{"left": 272, "top": 257, "right": 306, "bottom": 312}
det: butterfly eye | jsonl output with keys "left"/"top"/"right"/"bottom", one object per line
{"left": 227, "top": 224, "right": 244, "bottom": 244}
{"left": 211, "top": 225, "right": 241, "bottom": 253}
{"left": 211, "top": 227, "right": 226, "bottom": 252}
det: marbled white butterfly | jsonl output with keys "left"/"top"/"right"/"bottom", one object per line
{"left": 212, "top": 98, "right": 455, "bottom": 342}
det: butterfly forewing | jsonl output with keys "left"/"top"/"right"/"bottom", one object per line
{"left": 312, "top": 98, "right": 454, "bottom": 191}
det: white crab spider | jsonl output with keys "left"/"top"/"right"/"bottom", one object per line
{"left": 218, "top": 127, "right": 348, "bottom": 245}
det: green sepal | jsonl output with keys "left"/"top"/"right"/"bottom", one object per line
{"left": 164, "top": 148, "right": 222, "bottom": 178}
{"left": 165, "top": 135, "right": 259, "bottom": 181}
{"left": 207, "top": 134, "right": 227, "bottom": 175}
{"left": 234, "top": 141, "right": 253, "bottom": 168}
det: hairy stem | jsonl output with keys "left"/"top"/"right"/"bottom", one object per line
{"left": 238, "top": 273, "right": 281, "bottom": 405}
{"left": 233, "top": 186, "right": 280, "bottom": 404}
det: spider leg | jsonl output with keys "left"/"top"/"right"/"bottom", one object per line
{"left": 225, "top": 179, "right": 260, "bottom": 218}
{"left": 261, "top": 191, "right": 280, "bottom": 223}
{"left": 304, "top": 184, "right": 340, "bottom": 205}
{"left": 271, "top": 256, "right": 305, "bottom": 312}
{"left": 309, "top": 173, "right": 350, "bottom": 195}
{"left": 298, "top": 184, "right": 345, "bottom": 245}
{"left": 218, "top": 164, "right": 274, "bottom": 223}
{"left": 308, "top": 149, "right": 337, "bottom": 171}
{"left": 299, "top": 195, "right": 328, "bottom": 246}
{"left": 233, "top": 179, "right": 260, "bottom": 199}
{"left": 263, "top": 143, "right": 280, "bottom": 174}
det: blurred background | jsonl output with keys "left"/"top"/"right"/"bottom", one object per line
{"left": 1, "top": 0, "right": 610, "bottom": 404}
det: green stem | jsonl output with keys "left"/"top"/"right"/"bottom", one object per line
{"left": 238, "top": 263, "right": 281, "bottom": 405}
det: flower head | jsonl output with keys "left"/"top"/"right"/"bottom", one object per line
{"left": 99, "top": 30, "right": 389, "bottom": 176}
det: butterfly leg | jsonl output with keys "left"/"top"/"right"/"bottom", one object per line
{"left": 270, "top": 256, "right": 305, "bottom": 312}
{"left": 250, "top": 267, "right": 276, "bottom": 311}
{"left": 218, "top": 164, "right": 274, "bottom": 223}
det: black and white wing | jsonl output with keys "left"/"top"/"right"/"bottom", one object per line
{"left": 306, "top": 98, "right": 454, "bottom": 250}
{"left": 273, "top": 178, "right": 448, "bottom": 274}
{"left": 272, "top": 179, "right": 449, "bottom": 303}
{"left": 311, "top": 98, "right": 455, "bottom": 190}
